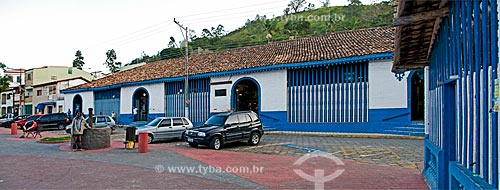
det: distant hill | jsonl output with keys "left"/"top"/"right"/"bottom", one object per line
{"left": 127, "top": 1, "right": 393, "bottom": 65}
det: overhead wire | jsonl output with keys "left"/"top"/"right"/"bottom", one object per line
{"left": 94, "top": 0, "right": 380, "bottom": 63}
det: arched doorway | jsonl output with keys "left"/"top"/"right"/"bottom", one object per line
{"left": 232, "top": 78, "right": 260, "bottom": 113}
{"left": 133, "top": 88, "right": 149, "bottom": 121}
{"left": 72, "top": 94, "right": 83, "bottom": 117}
{"left": 410, "top": 70, "right": 424, "bottom": 121}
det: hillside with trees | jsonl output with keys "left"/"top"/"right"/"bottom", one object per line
{"left": 127, "top": 0, "right": 393, "bottom": 65}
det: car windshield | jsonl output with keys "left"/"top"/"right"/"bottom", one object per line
{"left": 203, "top": 115, "right": 227, "bottom": 126}
{"left": 146, "top": 118, "right": 162, "bottom": 127}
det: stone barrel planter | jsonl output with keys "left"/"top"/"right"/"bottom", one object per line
{"left": 81, "top": 128, "right": 111, "bottom": 150}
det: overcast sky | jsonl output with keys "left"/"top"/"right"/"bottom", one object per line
{"left": 0, "top": 0, "right": 376, "bottom": 73}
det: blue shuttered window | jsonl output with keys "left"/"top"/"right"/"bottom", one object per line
{"left": 287, "top": 62, "right": 368, "bottom": 123}
{"left": 164, "top": 78, "right": 210, "bottom": 123}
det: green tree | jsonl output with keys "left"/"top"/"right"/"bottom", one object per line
{"left": 104, "top": 49, "right": 122, "bottom": 73}
{"left": 0, "top": 62, "right": 13, "bottom": 92}
{"left": 262, "top": 17, "right": 277, "bottom": 36}
{"left": 286, "top": 0, "right": 307, "bottom": 13}
{"left": 159, "top": 47, "right": 183, "bottom": 60}
{"left": 168, "top": 36, "right": 177, "bottom": 48}
{"left": 304, "top": 3, "right": 315, "bottom": 11}
{"left": 348, "top": 0, "right": 362, "bottom": 6}
{"left": 284, "top": 18, "right": 311, "bottom": 38}
{"left": 321, "top": 0, "right": 330, "bottom": 7}
{"left": 188, "top": 29, "right": 197, "bottom": 41}
{"left": 211, "top": 24, "right": 226, "bottom": 38}
{"left": 201, "top": 29, "right": 213, "bottom": 38}
{"left": 72, "top": 50, "right": 85, "bottom": 70}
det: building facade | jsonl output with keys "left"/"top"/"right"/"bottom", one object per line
{"left": 63, "top": 27, "right": 424, "bottom": 136}
{"left": 25, "top": 66, "right": 92, "bottom": 115}
{"left": 393, "top": 0, "right": 499, "bottom": 189}
{"left": 32, "top": 77, "right": 89, "bottom": 114}
{"left": 0, "top": 68, "right": 25, "bottom": 115}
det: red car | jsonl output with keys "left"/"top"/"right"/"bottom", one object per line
{"left": 16, "top": 114, "right": 43, "bottom": 127}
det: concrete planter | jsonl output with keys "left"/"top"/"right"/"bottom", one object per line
{"left": 81, "top": 128, "right": 111, "bottom": 150}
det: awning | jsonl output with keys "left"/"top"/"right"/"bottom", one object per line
{"left": 36, "top": 102, "right": 56, "bottom": 110}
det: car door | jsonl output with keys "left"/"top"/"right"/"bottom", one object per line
{"left": 238, "top": 114, "right": 252, "bottom": 139}
{"left": 37, "top": 115, "right": 51, "bottom": 128}
{"left": 171, "top": 118, "right": 186, "bottom": 138}
{"left": 155, "top": 118, "right": 172, "bottom": 139}
{"left": 224, "top": 115, "right": 242, "bottom": 142}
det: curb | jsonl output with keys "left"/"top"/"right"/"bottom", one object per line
{"left": 38, "top": 140, "right": 71, "bottom": 144}
{"left": 264, "top": 131, "right": 424, "bottom": 140}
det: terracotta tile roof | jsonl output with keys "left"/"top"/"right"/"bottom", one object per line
{"left": 71, "top": 26, "right": 394, "bottom": 90}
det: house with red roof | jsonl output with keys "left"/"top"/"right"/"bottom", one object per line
{"left": 62, "top": 26, "right": 424, "bottom": 136}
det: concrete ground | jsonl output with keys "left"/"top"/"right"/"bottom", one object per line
{"left": 0, "top": 127, "right": 427, "bottom": 189}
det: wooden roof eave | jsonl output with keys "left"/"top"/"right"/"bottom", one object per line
{"left": 392, "top": 0, "right": 449, "bottom": 73}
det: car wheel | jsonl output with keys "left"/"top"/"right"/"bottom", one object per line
{"left": 58, "top": 124, "right": 65, "bottom": 130}
{"left": 147, "top": 134, "right": 153, "bottom": 144}
{"left": 188, "top": 142, "right": 198, "bottom": 148}
{"left": 210, "top": 136, "right": 222, "bottom": 150}
{"left": 248, "top": 132, "right": 261, "bottom": 145}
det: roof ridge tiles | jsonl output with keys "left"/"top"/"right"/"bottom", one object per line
{"left": 68, "top": 26, "right": 395, "bottom": 90}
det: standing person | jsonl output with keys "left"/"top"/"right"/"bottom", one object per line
{"left": 133, "top": 106, "right": 138, "bottom": 121}
{"left": 111, "top": 111, "right": 116, "bottom": 121}
{"left": 71, "top": 112, "right": 91, "bottom": 151}
{"left": 67, "top": 109, "right": 72, "bottom": 118}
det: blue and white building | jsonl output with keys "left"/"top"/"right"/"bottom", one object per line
{"left": 393, "top": 0, "right": 499, "bottom": 189}
{"left": 63, "top": 27, "right": 424, "bottom": 136}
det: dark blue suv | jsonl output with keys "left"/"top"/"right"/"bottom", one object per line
{"left": 185, "top": 111, "right": 263, "bottom": 150}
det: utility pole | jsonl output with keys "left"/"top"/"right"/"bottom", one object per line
{"left": 174, "top": 18, "right": 189, "bottom": 118}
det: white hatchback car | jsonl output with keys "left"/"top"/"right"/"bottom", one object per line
{"left": 135, "top": 117, "right": 193, "bottom": 144}
{"left": 65, "top": 115, "right": 116, "bottom": 134}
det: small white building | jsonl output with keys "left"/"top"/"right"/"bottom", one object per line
{"left": 63, "top": 27, "right": 423, "bottom": 136}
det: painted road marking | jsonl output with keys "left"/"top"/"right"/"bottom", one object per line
{"left": 281, "top": 144, "right": 327, "bottom": 153}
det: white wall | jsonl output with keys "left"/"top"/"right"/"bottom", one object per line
{"left": 210, "top": 69, "right": 288, "bottom": 113}
{"left": 63, "top": 91, "right": 94, "bottom": 114}
{"left": 68, "top": 79, "right": 87, "bottom": 88}
{"left": 368, "top": 59, "right": 409, "bottom": 109}
{"left": 120, "top": 83, "right": 165, "bottom": 115}
{"left": 210, "top": 76, "right": 232, "bottom": 113}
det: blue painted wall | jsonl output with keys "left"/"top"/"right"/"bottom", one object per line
{"left": 255, "top": 108, "right": 421, "bottom": 136}
{"left": 118, "top": 113, "right": 164, "bottom": 125}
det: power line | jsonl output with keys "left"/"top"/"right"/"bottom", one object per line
{"left": 175, "top": 0, "right": 286, "bottom": 19}
{"left": 180, "top": 6, "right": 284, "bottom": 23}
{"left": 92, "top": 1, "right": 286, "bottom": 47}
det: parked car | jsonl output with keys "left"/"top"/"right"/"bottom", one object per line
{"left": 0, "top": 113, "right": 15, "bottom": 125}
{"left": 185, "top": 111, "right": 263, "bottom": 150}
{"left": 2, "top": 114, "right": 30, "bottom": 128}
{"left": 65, "top": 115, "right": 117, "bottom": 134}
{"left": 135, "top": 117, "right": 193, "bottom": 144}
{"left": 14, "top": 114, "right": 43, "bottom": 128}
{"left": 35, "top": 113, "right": 71, "bottom": 130}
